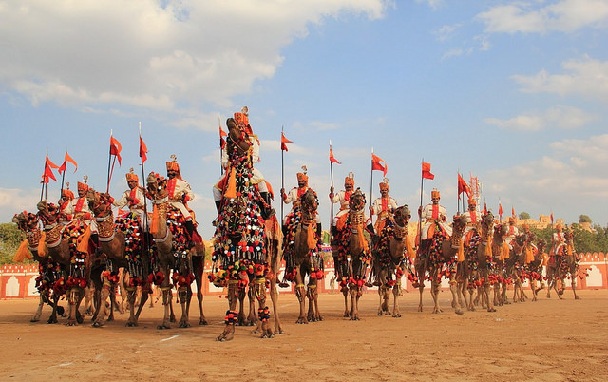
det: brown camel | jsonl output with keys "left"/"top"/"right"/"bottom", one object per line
{"left": 490, "top": 222, "right": 510, "bottom": 306}
{"left": 415, "top": 214, "right": 466, "bottom": 315}
{"left": 283, "top": 188, "right": 324, "bottom": 324}
{"left": 332, "top": 188, "right": 370, "bottom": 321}
{"left": 369, "top": 204, "right": 412, "bottom": 317}
{"left": 12, "top": 211, "right": 66, "bottom": 323}
{"left": 546, "top": 228, "right": 581, "bottom": 300}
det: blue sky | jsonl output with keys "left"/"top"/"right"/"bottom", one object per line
{"left": 1, "top": 0, "right": 607, "bottom": 239}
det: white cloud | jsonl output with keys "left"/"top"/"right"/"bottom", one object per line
{"left": 484, "top": 106, "right": 594, "bottom": 131}
{"left": 512, "top": 57, "right": 608, "bottom": 102}
{"left": 477, "top": 0, "right": 608, "bottom": 34}
{"left": 0, "top": 0, "right": 388, "bottom": 112}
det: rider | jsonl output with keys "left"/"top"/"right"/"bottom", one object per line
{"left": 165, "top": 155, "right": 199, "bottom": 246}
{"left": 58, "top": 184, "right": 75, "bottom": 223}
{"left": 63, "top": 178, "right": 98, "bottom": 247}
{"left": 505, "top": 216, "right": 519, "bottom": 250}
{"left": 462, "top": 197, "right": 482, "bottom": 246}
{"left": 212, "top": 107, "right": 274, "bottom": 219}
{"left": 280, "top": 166, "right": 321, "bottom": 232}
{"left": 551, "top": 223, "right": 566, "bottom": 256}
{"left": 113, "top": 168, "right": 147, "bottom": 221}
{"left": 418, "top": 188, "right": 452, "bottom": 251}
{"left": 370, "top": 178, "right": 398, "bottom": 235}
{"left": 329, "top": 173, "right": 355, "bottom": 237}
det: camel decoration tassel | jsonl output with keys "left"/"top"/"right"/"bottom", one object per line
{"left": 307, "top": 223, "right": 316, "bottom": 250}
{"left": 13, "top": 239, "right": 32, "bottom": 262}
{"left": 38, "top": 231, "right": 48, "bottom": 257}
{"left": 76, "top": 226, "right": 91, "bottom": 253}
{"left": 224, "top": 167, "right": 237, "bottom": 199}
{"left": 150, "top": 204, "right": 160, "bottom": 235}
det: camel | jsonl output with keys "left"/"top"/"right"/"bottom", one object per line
{"left": 523, "top": 238, "right": 545, "bottom": 302}
{"left": 86, "top": 188, "right": 145, "bottom": 327}
{"left": 490, "top": 222, "right": 510, "bottom": 306}
{"left": 546, "top": 228, "right": 581, "bottom": 300}
{"left": 369, "top": 204, "right": 412, "bottom": 317}
{"left": 332, "top": 188, "right": 370, "bottom": 321}
{"left": 415, "top": 214, "right": 466, "bottom": 315}
{"left": 282, "top": 188, "right": 324, "bottom": 324}
{"left": 12, "top": 211, "right": 65, "bottom": 323}
{"left": 462, "top": 212, "right": 496, "bottom": 312}
{"left": 36, "top": 201, "right": 88, "bottom": 326}
{"left": 212, "top": 117, "right": 271, "bottom": 340}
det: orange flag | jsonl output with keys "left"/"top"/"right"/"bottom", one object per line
{"left": 139, "top": 135, "right": 148, "bottom": 163}
{"left": 42, "top": 157, "right": 58, "bottom": 182}
{"left": 457, "top": 173, "right": 470, "bottom": 198}
{"left": 219, "top": 125, "right": 227, "bottom": 149}
{"left": 422, "top": 161, "right": 434, "bottom": 180}
{"left": 110, "top": 135, "right": 123, "bottom": 165}
{"left": 329, "top": 141, "right": 341, "bottom": 164}
{"left": 58, "top": 151, "right": 78, "bottom": 174}
{"left": 281, "top": 132, "right": 293, "bottom": 151}
{"left": 371, "top": 153, "right": 388, "bottom": 177}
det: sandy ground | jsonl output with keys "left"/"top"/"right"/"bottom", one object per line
{"left": 0, "top": 288, "right": 607, "bottom": 382}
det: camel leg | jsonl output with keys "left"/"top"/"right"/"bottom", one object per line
{"left": 178, "top": 286, "right": 191, "bottom": 328}
{"left": 294, "top": 281, "right": 308, "bottom": 324}
{"left": 31, "top": 294, "right": 45, "bottom": 322}
{"left": 449, "top": 280, "right": 464, "bottom": 315}
{"left": 392, "top": 285, "right": 401, "bottom": 317}
{"left": 418, "top": 284, "right": 425, "bottom": 313}
{"left": 125, "top": 287, "right": 139, "bottom": 327}
{"left": 92, "top": 280, "right": 111, "bottom": 327}
{"left": 342, "top": 284, "right": 350, "bottom": 317}
{"left": 158, "top": 286, "right": 173, "bottom": 330}
{"left": 349, "top": 287, "right": 360, "bottom": 320}
{"left": 307, "top": 281, "right": 322, "bottom": 322}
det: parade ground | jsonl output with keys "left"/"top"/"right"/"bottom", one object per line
{"left": 0, "top": 289, "right": 606, "bottom": 382}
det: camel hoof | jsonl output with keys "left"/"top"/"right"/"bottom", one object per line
{"left": 30, "top": 318, "right": 40, "bottom": 323}
{"left": 56, "top": 306, "right": 65, "bottom": 316}
{"left": 575, "top": 296, "right": 581, "bottom": 300}
{"left": 261, "top": 330, "right": 274, "bottom": 338}
{"left": 487, "top": 308, "right": 496, "bottom": 313}
{"left": 92, "top": 321, "right": 104, "bottom": 328}
{"left": 157, "top": 324, "right": 171, "bottom": 330}
{"left": 179, "top": 322, "right": 191, "bottom": 328}
{"left": 455, "top": 310, "right": 464, "bottom": 316}
{"left": 126, "top": 322, "right": 138, "bottom": 327}
{"left": 392, "top": 314, "right": 402, "bottom": 318}
{"left": 199, "top": 318, "right": 208, "bottom": 326}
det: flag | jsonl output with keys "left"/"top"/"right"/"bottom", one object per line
{"left": 457, "top": 173, "right": 470, "bottom": 198}
{"left": 511, "top": 206, "right": 516, "bottom": 218}
{"left": 110, "top": 135, "right": 123, "bottom": 165}
{"left": 498, "top": 202, "right": 503, "bottom": 217}
{"left": 550, "top": 212, "right": 554, "bottom": 224}
{"left": 139, "top": 135, "right": 148, "bottom": 163}
{"left": 219, "top": 125, "right": 227, "bottom": 149}
{"left": 329, "top": 141, "right": 341, "bottom": 164}
{"left": 483, "top": 202, "right": 487, "bottom": 215}
{"left": 281, "top": 132, "right": 293, "bottom": 151}
{"left": 371, "top": 153, "right": 388, "bottom": 177}
{"left": 422, "top": 161, "right": 434, "bottom": 180}
{"left": 42, "top": 157, "right": 58, "bottom": 183}
{"left": 58, "top": 151, "right": 78, "bottom": 174}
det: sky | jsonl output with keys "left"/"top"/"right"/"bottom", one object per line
{"left": 1, "top": 0, "right": 608, "bottom": 240}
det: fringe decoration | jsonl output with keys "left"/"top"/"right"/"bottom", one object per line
{"left": 357, "top": 225, "right": 368, "bottom": 251}
{"left": 307, "top": 223, "right": 316, "bottom": 250}
{"left": 501, "top": 242, "right": 510, "bottom": 260}
{"left": 457, "top": 239, "right": 465, "bottom": 262}
{"left": 406, "top": 235, "right": 415, "bottom": 260}
{"left": 77, "top": 226, "right": 91, "bottom": 253}
{"left": 485, "top": 237, "right": 493, "bottom": 258}
{"left": 224, "top": 167, "right": 237, "bottom": 199}
{"left": 524, "top": 246, "right": 534, "bottom": 264}
{"left": 566, "top": 243, "right": 574, "bottom": 256}
{"left": 38, "top": 231, "right": 48, "bottom": 257}
{"left": 13, "top": 239, "right": 32, "bottom": 262}
{"left": 150, "top": 204, "right": 160, "bottom": 235}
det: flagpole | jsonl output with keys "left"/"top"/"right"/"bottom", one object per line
{"left": 106, "top": 130, "right": 114, "bottom": 194}
{"left": 139, "top": 122, "right": 149, "bottom": 260}
{"left": 40, "top": 156, "right": 47, "bottom": 202}
{"left": 280, "top": 125, "right": 285, "bottom": 222}
{"left": 418, "top": 159, "right": 425, "bottom": 248}
{"left": 369, "top": 147, "right": 374, "bottom": 231}
{"left": 329, "top": 140, "right": 335, "bottom": 245}
{"left": 218, "top": 115, "right": 224, "bottom": 176}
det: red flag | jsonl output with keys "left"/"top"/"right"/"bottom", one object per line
{"left": 281, "top": 132, "right": 293, "bottom": 151}
{"left": 483, "top": 202, "right": 487, "bottom": 215}
{"left": 371, "top": 153, "right": 388, "bottom": 177}
{"left": 498, "top": 202, "right": 503, "bottom": 217}
{"left": 512, "top": 206, "right": 516, "bottom": 218}
{"left": 58, "top": 151, "right": 78, "bottom": 174}
{"left": 422, "top": 161, "right": 434, "bottom": 180}
{"left": 139, "top": 135, "right": 148, "bottom": 163}
{"left": 329, "top": 142, "right": 341, "bottom": 164}
{"left": 110, "top": 135, "right": 123, "bottom": 165}
{"left": 42, "top": 157, "right": 57, "bottom": 183}
{"left": 457, "top": 173, "right": 470, "bottom": 198}
{"left": 219, "top": 125, "right": 227, "bottom": 149}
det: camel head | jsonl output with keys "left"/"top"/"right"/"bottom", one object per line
{"left": 452, "top": 214, "right": 467, "bottom": 236}
{"left": 300, "top": 188, "right": 318, "bottom": 216}
{"left": 349, "top": 188, "right": 366, "bottom": 213}
{"left": 86, "top": 188, "right": 113, "bottom": 218}
{"left": 481, "top": 211, "right": 494, "bottom": 237}
{"left": 13, "top": 211, "right": 38, "bottom": 232}
{"left": 393, "top": 205, "right": 411, "bottom": 227}
{"left": 146, "top": 172, "right": 168, "bottom": 201}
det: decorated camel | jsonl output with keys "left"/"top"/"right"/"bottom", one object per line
{"left": 145, "top": 172, "right": 206, "bottom": 329}
{"left": 36, "top": 200, "right": 89, "bottom": 325}
{"left": 332, "top": 188, "right": 371, "bottom": 320}
{"left": 414, "top": 214, "right": 467, "bottom": 315}
{"left": 369, "top": 204, "right": 412, "bottom": 317}
{"left": 282, "top": 188, "right": 324, "bottom": 324}
{"left": 490, "top": 222, "right": 510, "bottom": 306}
{"left": 546, "top": 228, "right": 581, "bottom": 300}
{"left": 12, "top": 211, "right": 66, "bottom": 323}
{"left": 211, "top": 117, "right": 278, "bottom": 340}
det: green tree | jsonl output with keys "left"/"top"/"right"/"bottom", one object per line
{"left": 579, "top": 215, "right": 592, "bottom": 223}
{"left": 519, "top": 211, "right": 530, "bottom": 220}
{"left": 0, "top": 222, "right": 25, "bottom": 264}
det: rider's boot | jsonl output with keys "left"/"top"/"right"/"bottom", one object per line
{"left": 184, "top": 219, "right": 196, "bottom": 247}
{"left": 259, "top": 192, "right": 275, "bottom": 220}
